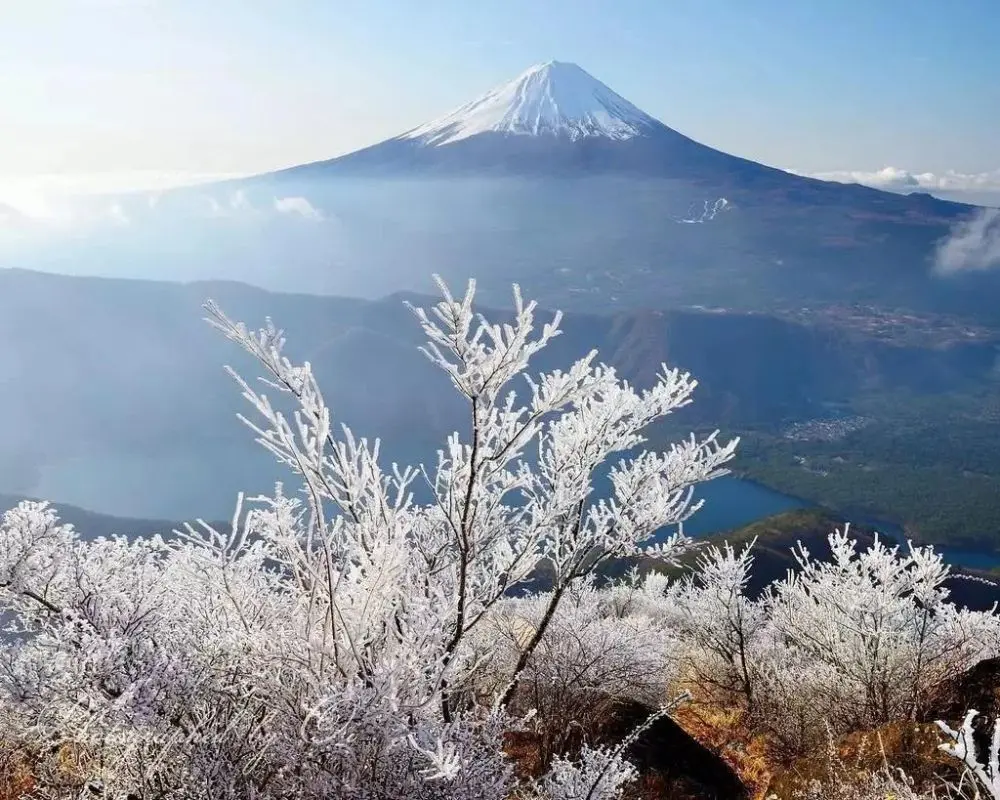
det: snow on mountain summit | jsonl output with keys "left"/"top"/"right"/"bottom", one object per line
{"left": 398, "top": 61, "right": 662, "bottom": 146}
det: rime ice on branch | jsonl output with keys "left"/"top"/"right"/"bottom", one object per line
{"left": 0, "top": 276, "right": 735, "bottom": 799}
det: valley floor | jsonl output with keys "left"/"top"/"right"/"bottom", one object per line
{"left": 728, "top": 387, "right": 1000, "bottom": 554}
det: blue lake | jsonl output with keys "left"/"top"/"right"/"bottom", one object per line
{"left": 685, "top": 476, "right": 807, "bottom": 536}
{"left": 31, "top": 448, "right": 804, "bottom": 531}
{"left": 24, "top": 449, "right": 1000, "bottom": 572}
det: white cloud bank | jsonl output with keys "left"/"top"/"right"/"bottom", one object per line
{"left": 0, "top": 171, "right": 248, "bottom": 230}
{"left": 805, "top": 166, "right": 1000, "bottom": 206}
{"left": 934, "top": 208, "right": 1000, "bottom": 275}
{"left": 804, "top": 166, "right": 1000, "bottom": 274}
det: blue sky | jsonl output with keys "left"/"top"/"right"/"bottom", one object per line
{"left": 1, "top": 0, "right": 998, "bottom": 198}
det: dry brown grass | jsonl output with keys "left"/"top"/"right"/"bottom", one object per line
{"left": 764, "top": 721, "right": 963, "bottom": 800}
{"left": 0, "top": 749, "right": 35, "bottom": 800}
{"left": 503, "top": 729, "right": 546, "bottom": 781}
{"left": 503, "top": 691, "right": 754, "bottom": 799}
{"left": 668, "top": 680, "right": 785, "bottom": 800}
{"left": 0, "top": 740, "right": 94, "bottom": 800}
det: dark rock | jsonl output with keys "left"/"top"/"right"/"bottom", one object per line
{"left": 592, "top": 698, "right": 750, "bottom": 800}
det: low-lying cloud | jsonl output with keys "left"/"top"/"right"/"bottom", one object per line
{"left": 934, "top": 208, "right": 1000, "bottom": 275}
{"left": 0, "top": 172, "right": 245, "bottom": 215}
{"left": 274, "top": 196, "right": 323, "bottom": 220}
{"left": 807, "top": 166, "right": 1000, "bottom": 206}
{"left": 108, "top": 202, "right": 130, "bottom": 227}
{"left": 205, "top": 189, "right": 261, "bottom": 218}
{"left": 0, "top": 171, "right": 250, "bottom": 231}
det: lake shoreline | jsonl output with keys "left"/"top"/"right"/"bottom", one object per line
{"left": 13, "top": 452, "right": 1000, "bottom": 571}
{"left": 726, "top": 470, "right": 1000, "bottom": 570}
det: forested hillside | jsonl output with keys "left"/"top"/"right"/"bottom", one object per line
{"left": 3, "top": 268, "right": 1000, "bottom": 544}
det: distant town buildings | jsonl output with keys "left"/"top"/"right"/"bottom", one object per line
{"left": 782, "top": 415, "right": 871, "bottom": 442}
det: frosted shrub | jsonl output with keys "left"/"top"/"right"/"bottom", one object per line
{"left": 666, "top": 540, "right": 766, "bottom": 709}
{"left": 767, "top": 529, "right": 1000, "bottom": 744}
{"left": 0, "top": 276, "right": 736, "bottom": 799}
{"left": 537, "top": 744, "right": 639, "bottom": 800}
{"left": 483, "top": 574, "right": 681, "bottom": 767}
{"left": 665, "top": 527, "right": 1000, "bottom": 757}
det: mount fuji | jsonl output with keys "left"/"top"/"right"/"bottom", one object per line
{"left": 191, "top": 61, "right": 984, "bottom": 318}
{"left": 269, "top": 60, "right": 796, "bottom": 184}
{"left": 256, "top": 60, "right": 977, "bottom": 222}
{"left": 11, "top": 61, "right": 996, "bottom": 323}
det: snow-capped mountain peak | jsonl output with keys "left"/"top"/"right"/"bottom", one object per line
{"left": 398, "top": 61, "right": 662, "bottom": 146}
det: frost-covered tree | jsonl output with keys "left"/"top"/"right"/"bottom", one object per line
{"left": 5, "top": 274, "right": 997, "bottom": 799}
{"left": 481, "top": 573, "right": 681, "bottom": 768}
{"left": 660, "top": 527, "right": 1000, "bottom": 758}
{"left": 666, "top": 539, "right": 765, "bottom": 709}
{"left": 0, "top": 276, "right": 736, "bottom": 799}
{"left": 767, "top": 528, "right": 1000, "bottom": 737}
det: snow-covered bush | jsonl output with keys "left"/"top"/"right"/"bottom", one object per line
{"left": 665, "top": 527, "right": 1000, "bottom": 757}
{"left": 0, "top": 277, "right": 736, "bottom": 799}
{"left": 482, "top": 573, "right": 680, "bottom": 767}
{"left": 666, "top": 540, "right": 766, "bottom": 709}
{"left": 764, "top": 529, "right": 1000, "bottom": 749}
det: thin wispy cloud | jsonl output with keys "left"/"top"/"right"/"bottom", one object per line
{"left": 0, "top": 171, "right": 246, "bottom": 220}
{"left": 108, "top": 202, "right": 130, "bottom": 227}
{"left": 201, "top": 190, "right": 263, "bottom": 219}
{"left": 229, "top": 190, "right": 255, "bottom": 213}
{"left": 934, "top": 209, "right": 1000, "bottom": 275}
{"left": 274, "top": 196, "right": 324, "bottom": 221}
